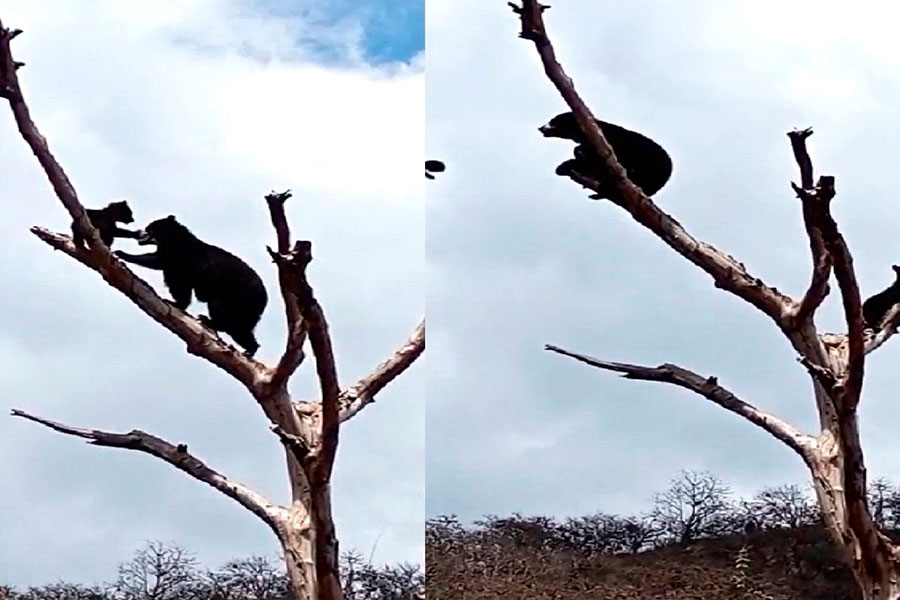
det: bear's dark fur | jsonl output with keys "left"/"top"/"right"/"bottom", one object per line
{"left": 863, "top": 265, "right": 900, "bottom": 330}
{"left": 425, "top": 160, "right": 446, "bottom": 179}
{"left": 72, "top": 200, "right": 139, "bottom": 249}
{"left": 115, "top": 215, "right": 268, "bottom": 357}
{"left": 539, "top": 112, "right": 672, "bottom": 200}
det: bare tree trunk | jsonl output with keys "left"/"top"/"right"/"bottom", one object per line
{"left": 0, "top": 19, "right": 425, "bottom": 600}
{"left": 508, "top": 2, "right": 900, "bottom": 597}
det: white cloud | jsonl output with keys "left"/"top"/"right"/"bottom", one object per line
{"left": 0, "top": 0, "right": 422, "bottom": 586}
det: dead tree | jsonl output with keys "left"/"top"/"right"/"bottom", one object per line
{"left": 0, "top": 20, "right": 424, "bottom": 600}
{"left": 509, "top": 2, "right": 900, "bottom": 598}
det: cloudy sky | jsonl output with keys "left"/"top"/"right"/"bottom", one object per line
{"left": 427, "top": 0, "right": 900, "bottom": 521}
{"left": 0, "top": 0, "right": 422, "bottom": 587}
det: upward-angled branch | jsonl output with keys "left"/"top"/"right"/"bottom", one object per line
{"left": 793, "top": 176, "right": 865, "bottom": 405}
{"left": 0, "top": 21, "right": 98, "bottom": 247}
{"left": 296, "top": 248, "right": 341, "bottom": 483}
{"left": 10, "top": 409, "right": 285, "bottom": 533}
{"left": 509, "top": 1, "right": 794, "bottom": 326}
{"left": 268, "top": 241, "right": 341, "bottom": 482}
{"left": 339, "top": 319, "right": 426, "bottom": 422}
{"left": 789, "top": 129, "right": 832, "bottom": 324}
{"left": 544, "top": 345, "right": 816, "bottom": 461}
{"left": 266, "top": 190, "right": 307, "bottom": 391}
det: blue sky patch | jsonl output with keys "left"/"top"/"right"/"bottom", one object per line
{"left": 254, "top": 0, "right": 423, "bottom": 64}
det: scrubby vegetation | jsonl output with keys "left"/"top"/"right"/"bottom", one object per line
{"left": 426, "top": 471, "right": 900, "bottom": 599}
{"left": 0, "top": 541, "right": 423, "bottom": 600}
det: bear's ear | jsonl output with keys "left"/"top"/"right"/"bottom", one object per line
{"left": 166, "top": 215, "right": 176, "bottom": 221}
{"left": 893, "top": 264, "right": 900, "bottom": 274}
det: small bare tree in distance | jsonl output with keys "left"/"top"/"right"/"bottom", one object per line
{"left": 509, "top": 1, "right": 900, "bottom": 598}
{"left": 0, "top": 18, "right": 423, "bottom": 600}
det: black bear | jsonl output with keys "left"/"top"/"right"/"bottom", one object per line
{"left": 863, "top": 265, "right": 900, "bottom": 330}
{"left": 72, "top": 200, "right": 140, "bottom": 249}
{"left": 115, "top": 215, "right": 268, "bottom": 357}
{"left": 539, "top": 112, "right": 672, "bottom": 200}
{"left": 425, "top": 160, "right": 446, "bottom": 179}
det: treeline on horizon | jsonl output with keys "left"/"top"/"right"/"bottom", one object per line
{"left": 427, "top": 470, "right": 900, "bottom": 556}
{"left": 0, "top": 541, "right": 423, "bottom": 600}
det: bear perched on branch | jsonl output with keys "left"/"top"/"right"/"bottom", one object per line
{"left": 539, "top": 112, "right": 672, "bottom": 200}
{"left": 72, "top": 200, "right": 139, "bottom": 249}
{"left": 862, "top": 265, "right": 900, "bottom": 331}
{"left": 115, "top": 215, "right": 268, "bottom": 357}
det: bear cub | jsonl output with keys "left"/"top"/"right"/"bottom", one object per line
{"left": 539, "top": 112, "right": 673, "bottom": 200}
{"left": 72, "top": 200, "right": 140, "bottom": 249}
{"left": 115, "top": 215, "right": 268, "bottom": 357}
{"left": 863, "top": 265, "right": 900, "bottom": 331}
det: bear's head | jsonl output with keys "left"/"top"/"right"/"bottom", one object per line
{"left": 138, "top": 215, "right": 194, "bottom": 247}
{"left": 539, "top": 112, "right": 581, "bottom": 140}
{"left": 106, "top": 200, "right": 134, "bottom": 224}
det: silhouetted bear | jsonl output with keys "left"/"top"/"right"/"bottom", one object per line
{"left": 539, "top": 112, "right": 672, "bottom": 200}
{"left": 72, "top": 200, "right": 140, "bottom": 249}
{"left": 114, "top": 216, "right": 268, "bottom": 357}
{"left": 863, "top": 265, "right": 900, "bottom": 330}
{"left": 425, "top": 160, "right": 446, "bottom": 179}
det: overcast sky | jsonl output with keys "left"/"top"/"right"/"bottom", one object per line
{"left": 427, "top": 0, "right": 900, "bottom": 522}
{"left": 0, "top": 0, "right": 422, "bottom": 587}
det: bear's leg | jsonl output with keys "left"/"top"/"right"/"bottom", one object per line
{"left": 206, "top": 300, "right": 260, "bottom": 357}
{"left": 228, "top": 328, "right": 260, "bottom": 358}
{"left": 164, "top": 276, "right": 193, "bottom": 311}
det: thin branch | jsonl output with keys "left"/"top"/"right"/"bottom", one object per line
{"left": 510, "top": 1, "right": 794, "bottom": 326}
{"left": 11, "top": 409, "right": 285, "bottom": 532}
{"left": 0, "top": 20, "right": 101, "bottom": 248}
{"left": 798, "top": 355, "right": 837, "bottom": 392}
{"left": 265, "top": 190, "right": 307, "bottom": 391}
{"left": 545, "top": 344, "right": 815, "bottom": 460}
{"left": 339, "top": 319, "right": 425, "bottom": 422}
{"left": 788, "top": 129, "right": 832, "bottom": 324}
{"left": 32, "top": 227, "right": 268, "bottom": 392}
{"left": 788, "top": 128, "right": 815, "bottom": 189}
{"left": 271, "top": 424, "right": 311, "bottom": 464}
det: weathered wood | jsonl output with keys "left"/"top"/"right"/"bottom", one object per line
{"left": 1, "top": 14, "right": 424, "bottom": 600}
{"left": 512, "top": 1, "right": 900, "bottom": 597}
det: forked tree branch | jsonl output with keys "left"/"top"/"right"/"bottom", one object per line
{"left": 545, "top": 344, "right": 816, "bottom": 460}
{"left": 10, "top": 409, "right": 285, "bottom": 532}
{"left": 265, "top": 190, "right": 307, "bottom": 391}
{"left": 789, "top": 129, "right": 832, "bottom": 324}
{"left": 339, "top": 319, "right": 425, "bottom": 422}
{"left": 793, "top": 176, "right": 866, "bottom": 405}
{"left": 268, "top": 241, "right": 341, "bottom": 483}
{"left": 509, "top": 1, "right": 794, "bottom": 326}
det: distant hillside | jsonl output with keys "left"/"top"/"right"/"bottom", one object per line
{"left": 426, "top": 525, "right": 855, "bottom": 599}
{"left": 425, "top": 471, "right": 892, "bottom": 599}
